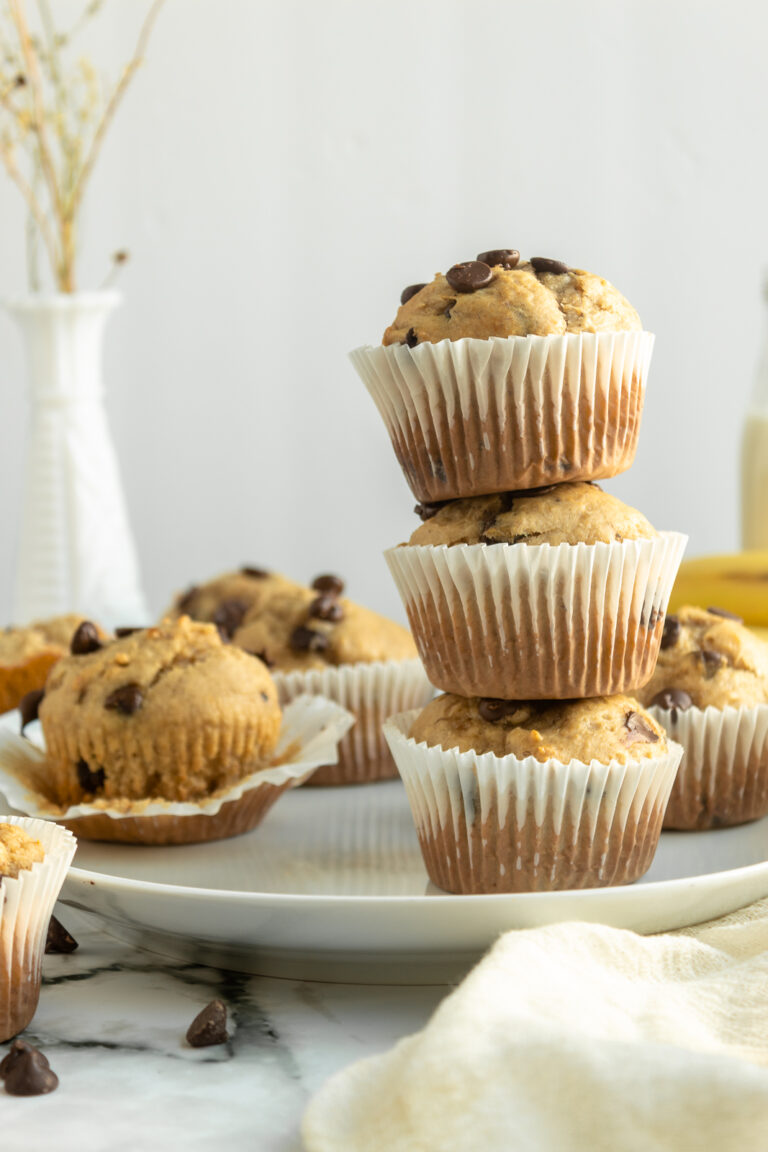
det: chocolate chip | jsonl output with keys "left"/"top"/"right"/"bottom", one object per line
{"left": 707, "top": 606, "right": 743, "bottom": 623}
{"left": 1, "top": 1041, "right": 58, "bottom": 1096}
{"left": 414, "top": 501, "right": 447, "bottom": 521}
{"left": 309, "top": 595, "right": 344, "bottom": 622}
{"left": 476, "top": 248, "right": 520, "bottom": 270}
{"left": 444, "top": 299, "right": 456, "bottom": 320}
{"left": 212, "top": 597, "right": 249, "bottom": 640}
{"left": 290, "top": 625, "right": 330, "bottom": 653}
{"left": 19, "top": 688, "right": 44, "bottom": 734}
{"left": 247, "top": 649, "right": 274, "bottom": 669}
{"left": 478, "top": 533, "right": 503, "bottom": 546}
{"left": 445, "top": 261, "right": 493, "bottom": 293}
{"left": 478, "top": 699, "right": 516, "bottom": 723}
{"left": 404, "top": 327, "right": 419, "bottom": 348}
{"left": 177, "top": 585, "right": 199, "bottom": 614}
{"left": 186, "top": 999, "right": 228, "bottom": 1048}
{"left": 623, "top": 711, "right": 660, "bottom": 745}
{"left": 115, "top": 626, "right": 141, "bottom": 638}
{"left": 311, "top": 574, "right": 345, "bottom": 597}
{"left": 530, "top": 256, "right": 569, "bottom": 275}
{"left": 77, "top": 759, "right": 105, "bottom": 794}
{"left": 241, "top": 566, "right": 269, "bottom": 579}
{"left": 46, "top": 914, "right": 78, "bottom": 954}
{"left": 650, "top": 688, "right": 693, "bottom": 714}
{"left": 70, "top": 621, "right": 102, "bottom": 656}
{"left": 701, "top": 649, "right": 724, "bottom": 675}
{"left": 104, "top": 683, "right": 144, "bottom": 715}
{"left": 400, "top": 283, "right": 427, "bottom": 306}
{"left": 661, "top": 615, "right": 681, "bottom": 649}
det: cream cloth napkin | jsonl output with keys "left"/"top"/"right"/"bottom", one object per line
{"left": 302, "top": 901, "right": 768, "bottom": 1151}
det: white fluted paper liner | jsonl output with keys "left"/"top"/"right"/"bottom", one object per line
{"left": 0, "top": 696, "right": 354, "bottom": 844}
{"left": 351, "top": 331, "right": 654, "bottom": 501}
{"left": 383, "top": 710, "right": 682, "bottom": 893}
{"left": 385, "top": 532, "right": 687, "bottom": 700}
{"left": 1, "top": 816, "right": 77, "bottom": 1040}
{"left": 273, "top": 659, "right": 433, "bottom": 785}
{"left": 647, "top": 702, "right": 768, "bottom": 830}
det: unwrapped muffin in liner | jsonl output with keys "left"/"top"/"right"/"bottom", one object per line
{"left": 646, "top": 702, "right": 768, "bottom": 830}
{"left": 0, "top": 696, "right": 353, "bottom": 845}
{"left": 384, "top": 710, "right": 682, "bottom": 893}
{"left": 351, "top": 332, "right": 654, "bottom": 501}
{"left": 272, "top": 659, "right": 433, "bottom": 785}
{"left": 385, "top": 532, "right": 687, "bottom": 700}
{"left": 0, "top": 816, "right": 76, "bottom": 1041}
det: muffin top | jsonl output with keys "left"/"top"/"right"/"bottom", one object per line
{"left": 167, "top": 568, "right": 301, "bottom": 640}
{"left": 233, "top": 579, "right": 418, "bottom": 673}
{"left": 407, "top": 483, "right": 656, "bottom": 548}
{"left": 383, "top": 254, "right": 641, "bottom": 346}
{"left": 0, "top": 614, "right": 99, "bottom": 665}
{"left": 410, "top": 693, "right": 667, "bottom": 763}
{"left": 0, "top": 823, "right": 44, "bottom": 879}
{"left": 638, "top": 606, "right": 768, "bottom": 712}
{"left": 40, "top": 615, "right": 281, "bottom": 766}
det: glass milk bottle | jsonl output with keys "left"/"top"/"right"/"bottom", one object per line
{"left": 742, "top": 272, "right": 768, "bottom": 549}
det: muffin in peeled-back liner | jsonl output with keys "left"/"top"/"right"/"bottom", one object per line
{"left": 36, "top": 616, "right": 286, "bottom": 843}
{"left": 229, "top": 573, "right": 434, "bottom": 785}
{"left": 383, "top": 693, "right": 682, "bottom": 894}
{"left": 639, "top": 605, "right": 768, "bottom": 830}
{"left": 385, "top": 482, "right": 687, "bottom": 700}
{"left": 0, "top": 817, "right": 77, "bottom": 1041}
{"left": 0, "top": 614, "right": 107, "bottom": 715}
{"left": 350, "top": 251, "right": 654, "bottom": 501}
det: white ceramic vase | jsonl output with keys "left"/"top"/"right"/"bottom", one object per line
{"left": 7, "top": 291, "right": 149, "bottom": 629}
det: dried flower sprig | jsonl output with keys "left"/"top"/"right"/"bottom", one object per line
{"left": 0, "top": 0, "right": 165, "bottom": 292}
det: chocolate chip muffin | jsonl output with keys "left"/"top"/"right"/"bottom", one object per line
{"left": 639, "top": 606, "right": 768, "bottom": 829}
{"left": 167, "top": 567, "right": 300, "bottom": 640}
{"left": 39, "top": 616, "right": 281, "bottom": 807}
{"left": 407, "top": 482, "right": 656, "bottom": 548}
{"left": 383, "top": 255, "right": 641, "bottom": 346}
{"left": 384, "top": 696, "right": 680, "bottom": 894}
{"left": 0, "top": 614, "right": 103, "bottom": 715}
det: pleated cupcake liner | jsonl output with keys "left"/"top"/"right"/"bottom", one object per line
{"left": 385, "top": 532, "right": 687, "bottom": 700}
{"left": 0, "top": 816, "right": 77, "bottom": 1041}
{"left": 383, "top": 710, "right": 682, "bottom": 894}
{"left": 273, "top": 659, "right": 434, "bottom": 785}
{"left": 350, "top": 331, "right": 654, "bottom": 501}
{"left": 0, "top": 695, "right": 354, "bottom": 845}
{"left": 646, "top": 702, "right": 768, "bottom": 830}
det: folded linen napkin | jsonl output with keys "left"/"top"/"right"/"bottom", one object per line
{"left": 303, "top": 901, "right": 768, "bottom": 1152}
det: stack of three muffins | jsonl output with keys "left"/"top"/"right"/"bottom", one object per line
{"left": 352, "top": 250, "right": 687, "bottom": 893}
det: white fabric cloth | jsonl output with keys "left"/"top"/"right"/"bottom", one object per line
{"left": 303, "top": 902, "right": 768, "bottom": 1152}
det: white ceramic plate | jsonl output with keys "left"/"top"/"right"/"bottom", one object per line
{"left": 39, "top": 780, "right": 768, "bottom": 983}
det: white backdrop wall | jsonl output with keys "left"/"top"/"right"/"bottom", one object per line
{"left": 0, "top": 0, "right": 765, "bottom": 625}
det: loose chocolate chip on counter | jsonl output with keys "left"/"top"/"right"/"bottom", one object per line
{"left": 400, "top": 283, "right": 427, "bottom": 306}
{"left": 478, "top": 699, "right": 516, "bottom": 723}
{"left": 77, "top": 759, "right": 106, "bottom": 794}
{"left": 212, "top": 597, "right": 249, "bottom": 641}
{"left": 46, "top": 914, "right": 79, "bottom": 954}
{"left": 414, "top": 501, "right": 446, "bottom": 521}
{"left": 445, "top": 261, "right": 493, "bottom": 293}
{"left": 701, "top": 649, "right": 724, "bottom": 675}
{"left": 476, "top": 248, "right": 520, "bottom": 270}
{"left": 290, "top": 625, "right": 330, "bottom": 654}
{"left": 19, "top": 688, "right": 44, "bottom": 734}
{"left": 530, "top": 256, "right": 569, "bottom": 275}
{"left": 404, "top": 327, "right": 419, "bottom": 348}
{"left": 311, "top": 574, "right": 345, "bottom": 597}
{"left": 177, "top": 585, "right": 199, "bottom": 614}
{"left": 186, "top": 999, "right": 228, "bottom": 1048}
{"left": 309, "top": 595, "right": 344, "bottom": 623}
{"left": 115, "top": 626, "right": 141, "bottom": 638}
{"left": 70, "top": 621, "right": 102, "bottom": 656}
{"left": 1, "top": 1041, "right": 58, "bottom": 1096}
{"left": 241, "top": 566, "right": 269, "bottom": 579}
{"left": 623, "top": 711, "right": 661, "bottom": 744}
{"left": 707, "top": 606, "right": 743, "bottom": 623}
{"left": 104, "top": 683, "right": 144, "bottom": 716}
{"left": 661, "top": 615, "right": 681, "bottom": 649}
{"left": 650, "top": 688, "right": 693, "bottom": 715}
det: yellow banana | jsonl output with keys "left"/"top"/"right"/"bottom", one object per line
{"left": 668, "top": 551, "right": 768, "bottom": 626}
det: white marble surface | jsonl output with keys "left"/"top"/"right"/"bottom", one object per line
{"left": 4, "top": 907, "right": 447, "bottom": 1152}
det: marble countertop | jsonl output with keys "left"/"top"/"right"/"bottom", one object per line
{"left": 5, "top": 907, "right": 447, "bottom": 1152}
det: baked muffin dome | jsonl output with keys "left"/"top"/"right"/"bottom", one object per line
{"left": 0, "top": 823, "right": 44, "bottom": 878}
{"left": 0, "top": 614, "right": 105, "bottom": 715}
{"left": 39, "top": 616, "right": 281, "bottom": 805}
{"left": 383, "top": 257, "right": 641, "bottom": 346}
{"left": 167, "top": 567, "right": 301, "bottom": 639}
{"left": 410, "top": 693, "right": 668, "bottom": 764}
{"left": 638, "top": 605, "right": 768, "bottom": 712}
{"left": 407, "top": 482, "right": 656, "bottom": 548}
